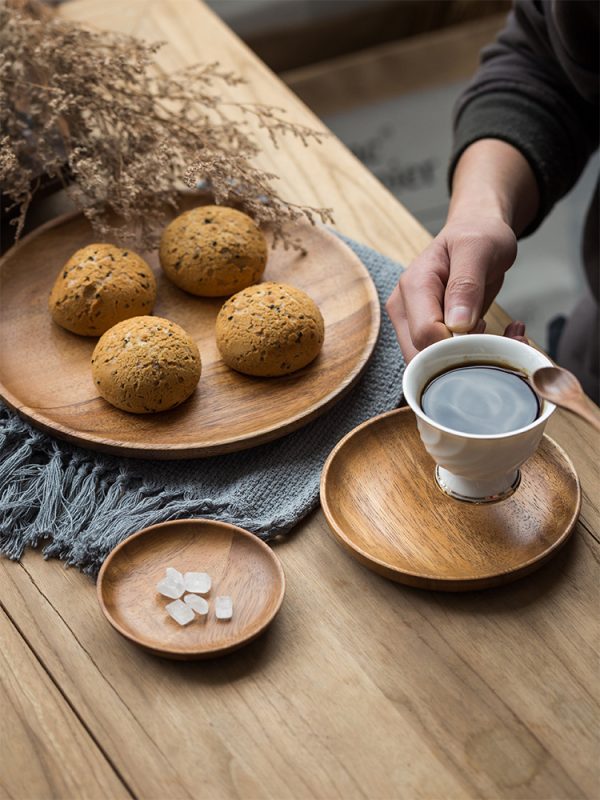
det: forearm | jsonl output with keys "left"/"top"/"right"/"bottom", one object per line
{"left": 448, "top": 139, "right": 540, "bottom": 236}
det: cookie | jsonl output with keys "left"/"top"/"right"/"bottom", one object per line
{"left": 159, "top": 206, "right": 267, "bottom": 297}
{"left": 91, "top": 316, "right": 201, "bottom": 413}
{"left": 49, "top": 244, "right": 156, "bottom": 336}
{"left": 215, "top": 282, "right": 324, "bottom": 377}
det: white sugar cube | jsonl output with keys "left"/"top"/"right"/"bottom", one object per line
{"left": 183, "top": 593, "right": 209, "bottom": 616}
{"left": 215, "top": 595, "right": 233, "bottom": 620}
{"left": 156, "top": 577, "right": 184, "bottom": 599}
{"left": 165, "top": 599, "right": 195, "bottom": 626}
{"left": 184, "top": 571, "right": 211, "bottom": 594}
{"left": 166, "top": 566, "right": 184, "bottom": 585}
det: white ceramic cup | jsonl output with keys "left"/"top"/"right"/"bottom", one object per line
{"left": 403, "top": 334, "right": 556, "bottom": 502}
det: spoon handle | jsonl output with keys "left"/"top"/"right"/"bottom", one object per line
{"left": 572, "top": 396, "right": 600, "bottom": 433}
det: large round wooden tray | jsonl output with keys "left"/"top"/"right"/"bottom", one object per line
{"left": 0, "top": 201, "right": 380, "bottom": 459}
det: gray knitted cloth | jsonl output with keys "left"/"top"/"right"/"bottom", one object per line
{"left": 0, "top": 234, "right": 404, "bottom": 575}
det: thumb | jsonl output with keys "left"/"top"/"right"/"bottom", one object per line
{"left": 443, "top": 242, "right": 486, "bottom": 333}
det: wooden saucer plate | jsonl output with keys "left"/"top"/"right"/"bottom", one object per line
{"left": 97, "top": 519, "right": 285, "bottom": 659}
{"left": 0, "top": 196, "right": 380, "bottom": 458}
{"left": 320, "top": 407, "right": 581, "bottom": 591}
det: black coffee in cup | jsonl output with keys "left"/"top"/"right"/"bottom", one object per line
{"left": 420, "top": 364, "right": 541, "bottom": 435}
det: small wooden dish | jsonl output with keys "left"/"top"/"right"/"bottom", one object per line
{"left": 321, "top": 408, "right": 581, "bottom": 591}
{"left": 0, "top": 197, "right": 379, "bottom": 458}
{"left": 97, "top": 519, "right": 285, "bottom": 658}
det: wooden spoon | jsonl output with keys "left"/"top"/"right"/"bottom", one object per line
{"left": 531, "top": 366, "right": 600, "bottom": 432}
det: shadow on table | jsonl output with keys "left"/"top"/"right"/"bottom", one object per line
{"left": 134, "top": 613, "right": 284, "bottom": 683}
{"left": 397, "top": 529, "right": 582, "bottom": 615}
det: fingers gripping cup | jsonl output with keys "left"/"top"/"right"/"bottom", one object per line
{"left": 402, "top": 335, "right": 556, "bottom": 503}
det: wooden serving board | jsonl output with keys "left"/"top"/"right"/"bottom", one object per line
{"left": 0, "top": 200, "right": 380, "bottom": 458}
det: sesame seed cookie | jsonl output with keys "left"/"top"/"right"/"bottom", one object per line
{"left": 91, "top": 316, "right": 201, "bottom": 414}
{"left": 49, "top": 244, "right": 156, "bottom": 336}
{"left": 216, "top": 282, "right": 324, "bottom": 377}
{"left": 159, "top": 206, "right": 267, "bottom": 297}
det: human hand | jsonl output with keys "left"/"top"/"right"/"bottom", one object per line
{"left": 386, "top": 217, "right": 519, "bottom": 361}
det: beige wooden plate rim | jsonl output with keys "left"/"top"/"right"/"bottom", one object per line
{"left": 0, "top": 209, "right": 381, "bottom": 457}
{"left": 320, "top": 406, "right": 582, "bottom": 584}
{"left": 96, "top": 518, "right": 286, "bottom": 656}
{"left": 1, "top": 369, "right": 368, "bottom": 454}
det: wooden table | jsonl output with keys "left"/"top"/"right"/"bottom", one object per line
{"left": 1, "top": 2, "right": 598, "bottom": 798}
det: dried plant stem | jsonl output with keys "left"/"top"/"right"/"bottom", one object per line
{"left": 0, "top": 0, "right": 334, "bottom": 249}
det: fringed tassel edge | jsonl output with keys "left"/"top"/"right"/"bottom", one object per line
{"left": 0, "top": 415, "right": 309, "bottom": 577}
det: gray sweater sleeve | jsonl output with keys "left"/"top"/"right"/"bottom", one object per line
{"left": 449, "top": 0, "right": 599, "bottom": 236}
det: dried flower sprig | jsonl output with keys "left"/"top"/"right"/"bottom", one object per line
{"left": 0, "top": 0, "right": 334, "bottom": 249}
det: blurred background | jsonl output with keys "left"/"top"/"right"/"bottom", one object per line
{"left": 21, "top": 0, "right": 599, "bottom": 350}
{"left": 204, "top": 0, "right": 596, "bottom": 350}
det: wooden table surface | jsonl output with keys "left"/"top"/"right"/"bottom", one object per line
{"left": 1, "top": 2, "right": 598, "bottom": 798}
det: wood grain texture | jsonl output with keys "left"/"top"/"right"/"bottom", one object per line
{"left": 0, "top": 201, "right": 379, "bottom": 458}
{"left": 321, "top": 408, "right": 580, "bottom": 590}
{"left": 0, "top": 1, "right": 596, "bottom": 798}
{"left": 0, "top": 607, "right": 130, "bottom": 800}
{"left": 98, "top": 519, "right": 285, "bottom": 658}
{"left": 1, "top": 529, "right": 598, "bottom": 800}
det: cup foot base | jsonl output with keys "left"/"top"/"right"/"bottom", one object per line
{"left": 435, "top": 467, "right": 521, "bottom": 504}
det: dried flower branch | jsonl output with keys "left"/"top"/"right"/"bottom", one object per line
{"left": 0, "top": 0, "right": 334, "bottom": 249}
